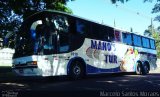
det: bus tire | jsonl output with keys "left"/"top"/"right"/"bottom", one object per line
{"left": 142, "top": 64, "right": 149, "bottom": 75}
{"left": 136, "top": 62, "right": 142, "bottom": 75}
{"left": 69, "top": 60, "right": 85, "bottom": 80}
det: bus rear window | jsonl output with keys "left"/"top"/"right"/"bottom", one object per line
{"left": 150, "top": 39, "right": 156, "bottom": 49}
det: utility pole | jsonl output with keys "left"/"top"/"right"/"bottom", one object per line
{"left": 130, "top": 27, "right": 133, "bottom": 32}
{"left": 114, "top": 19, "right": 116, "bottom": 27}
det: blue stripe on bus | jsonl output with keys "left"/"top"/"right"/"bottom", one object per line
{"left": 86, "top": 64, "right": 121, "bottom": 74}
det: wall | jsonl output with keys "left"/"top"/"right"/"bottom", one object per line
{"left": 0, "top": 48, "right": 15, "bottom": 66}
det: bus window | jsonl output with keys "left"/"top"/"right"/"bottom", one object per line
{"left": 59, "top": 33, "right": 70, "bottom": 53}
{"left": 100, "top": 25, "right": 107, "bottom": 41}
{"left": 142, "top": 37, "right": 150, "bottom": 48}
{"left": 107, "top": 27, "right": 114, "bottom": 42}
{"left": 133, "top": 34, "right": 142, "bottom": 47}
{"left": 90, "top": 23, "right": 101, "bottom": 40}
{"left": 150, "top": 39, "right": 156, "bottom": 49}
{"left": 52, "top": 15, "right": 69, "bottom": 33}
{"left": 101, "top": 26, "right": 114, "bottom": 42}
{"left": 70, "top": 18, "right": 86, "bottom": 51}
{"left": 122, "top": 32, "right": 132, "bottom": 45}
{"left": 76, "top": 20, "right": 86, "bottom": 34}
{"left": 114, "top": 30, "right": 121, "bottom": 42}
{"left": 35, "top": 22, "right": 53, "bottom": 55}
{"left": 32, "top": 14, "right": 71, "bottom": 54}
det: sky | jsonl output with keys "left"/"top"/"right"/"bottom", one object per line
{"left": 67, "top": 0, "right": 159, "bottom": 35}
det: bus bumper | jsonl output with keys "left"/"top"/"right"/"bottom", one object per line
{"left": 12, "top": 68, "right": 43, "bottom": 76}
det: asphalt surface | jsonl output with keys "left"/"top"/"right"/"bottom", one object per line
{"left": 0, "top": 73, "right": 160, "bottom": 97}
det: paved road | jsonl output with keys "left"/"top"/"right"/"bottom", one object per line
{"left": 0, "top": 73, "right": 160, "bottom": 97}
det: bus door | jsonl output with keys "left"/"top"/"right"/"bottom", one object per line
{"left": 43, "top": 14, "right": 70, "bottom": 76}
{"left": 36, "top": 27, "right": 60, "bottom": 76}
{"left": 51, "top": 33, "right": 60, "bottom": 76}
{"left": 51, "top": 32, "right": 70, "bottom": 75}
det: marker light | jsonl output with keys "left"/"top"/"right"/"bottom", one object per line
{"left": 27, "top": 61, "right": 37, "bottom": 65}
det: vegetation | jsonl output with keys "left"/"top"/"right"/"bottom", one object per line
{"left": 144, "top": 25, "right": 160, "bottom": 58}
{"left": 153, "top": 32, "right": 160, "bottom": 58}
{"left": 111, "top": 0, "right": 130, "bottom": 4}
{"left": 143, "top": 0, "right": 160, "bottom": 58}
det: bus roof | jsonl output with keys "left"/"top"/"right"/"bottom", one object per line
{"left": 24, "top": 9, "right": 114, "bottom": 28}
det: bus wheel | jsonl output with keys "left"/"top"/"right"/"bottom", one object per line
{"left": 136, "top": 62, "right": 142, "bottom": 75}
{"left": 142, "top": 65, "right": 149, "bottom": 75}
{"left": 69, "top": 60, "right": 85, "bottom": 80}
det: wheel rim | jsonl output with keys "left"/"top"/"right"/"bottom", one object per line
{"left": 73, "top": 65, "right": 81, "bottom": 76}
{"left": 137, "top": 65, "right": 141, "bottom": 72}
{"left": 137, "top": 64, "right": 141, "bottom": 74}
{"left": 144, "top": 65, "right": 148, "bottom": 73}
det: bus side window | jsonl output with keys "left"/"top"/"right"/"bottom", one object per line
{"left": 150, "top": 39, "right": 156, "bottom": 49}
{"left": 142, "top": 37, "right": 150, "bottom": 48}
{"left": 76, "top": 20, "right": 85, "bottom": 34}
{"left": 106, "top": 27, "right": 114, "bottom": 42}
{"left": 114, "top": 30, "right": 121, "bottom": 42}
{"left": 133, "top": 34, "right": 142, "bottom": 47}
{"left": 69, "top": 19, "right": 86, "bottom": 51}
{"left": 100, "top": 26, "right": 114, "bottom": 42}
{"left": 53, "top": 15, "right": 70, "bottom": 53}
{"left": 91, "top": 23, "right": 101, "bottom": 40}
{"left": 59, "top": 33, "right": 70, "bottom": 53}
{"left": 122, "top": 33, "right": 132, "bottom": 45}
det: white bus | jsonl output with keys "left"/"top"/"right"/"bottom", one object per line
{"left": 12, "top": 10, "right": 157, "bottom": 79}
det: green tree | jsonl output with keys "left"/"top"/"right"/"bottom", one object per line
{"left": 146, "top": 0, "right": 160, "bottom": 23}
{"left": 110, "top": 0, "right": 130, "bottom": 4}
{"left": 144, "top": 25, "right": 153, "bottom": 36}
{"left": 143, "top": 0, "right": 160, "bottom": 59}
{"left": 152, "top": 31, "right": 160, "bottom": 58}
{"left": 144, "top": 25, "right": 160, "bottom": 58}
{"left": 152, "top": 33, "right": 160, "bottom": 58}
{"left": 8, "top": 0, "right": 73, "bottom": 19}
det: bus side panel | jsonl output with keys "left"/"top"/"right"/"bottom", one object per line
{"left": 138, "top": 48, "right": 157, "bottom": 70}
{"left": 80, "top": 38, "right": 157, "bottom": 74}
{"left": 81, "top": 38, "right": 137, "bottom": 74}
{"left": 37, "top": 54, "right": 70, "bottom": 76}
